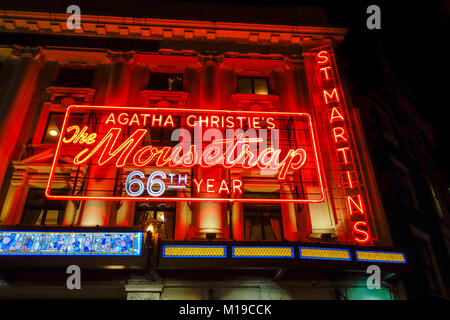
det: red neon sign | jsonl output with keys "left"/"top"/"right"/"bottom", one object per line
{"left": 46, "top": 106, "right": 325, "bottom": 203}
{"left": 311, "top": 45, "right": 376, "bottom": 245}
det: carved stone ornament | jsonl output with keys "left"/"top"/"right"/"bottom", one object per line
{"left": 197, "top": 52, "right": 224, "bottom": 66}
{"left": 284, "top": 55, "right": 304, "bottom": 70}
{"left": 106, "top": 50, "right": 135, "bottom": 63}
{"left": 127, "top": 292, "right": 160, "bottom": 300}
{"left": 11, "top": 45, "right": 44, "bottom": 60}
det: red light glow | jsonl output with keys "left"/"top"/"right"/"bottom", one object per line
{"left": 46, "top": 106, "right": 325, "bottom": 204}
{"left": 311, "top": 46, "right": 375, "bottom": 245}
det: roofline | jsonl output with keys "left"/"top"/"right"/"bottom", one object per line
{"left": 0, "top": 10, "right": 348, "bottom": 44}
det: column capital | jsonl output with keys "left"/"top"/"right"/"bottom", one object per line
{"left": 11, "top": 45, "right": 44, "bottom": 61}
{"left": 106, "top": 50, "right": 135, "bottom": 63}
{"left": 197, "top": 52, "right": 224, "bottom": 66}
{"left": 284, "top": 55, "right": 304, "bottom": 70}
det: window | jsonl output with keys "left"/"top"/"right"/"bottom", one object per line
{"left": 147, "top": 72, "right": 183, "bottom": 91}
{"left": 430, "top": 182, "right": 445, "bottom": 218}
{"left": 20, "top": 188, "right": 68, "bottom": 225}
{"left": 373, "top": 103, "right": 398, "bottom": 146}
{"left": 410, "top": 225, "right": 445, "bottom": 297}
{"left": 237, "top": 77, "right": 269, "bottom": 95}
{"left": 134, "top": 201, "right": 176, "bottom": 239}
{"left": 414, "top": 237, "right": 441, "bottom": 295}
{"left": 55, "top": 67, "right": 95, "bottom": 88}
{"left": 243, "top": 202, "right": 283, "bottom": 240}
{"left": 42, "top": 112, "right": 84, "bottom": 144}
{"left": 388, "top": 156, "right": 419, "bottom": 208}
{"left": 391, "top": 170, "right": 416, "bottom": 205}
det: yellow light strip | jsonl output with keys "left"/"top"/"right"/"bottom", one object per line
{"left": 355, "top": 250, "right": 406, "bottom": 263}
{"left": 299, "top": 247, "right": 351, "bottom": 261}
{"left": 163, "top": 245, "right": 226, "bottom": 258}
{"left": 233, "top": 246, "right": 294, "bottom": 258}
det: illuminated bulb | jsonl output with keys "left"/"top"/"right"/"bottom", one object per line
{"left": 104, "top": 265, "right": 125, "bottom": 270}
{"left": 48, "top": 129, "right": 59, "bottom": 137}
{"left": 147, "top": 224, "right": 154, "bottom": 233}
{"left": 159, "top": 213, "right": 165, "bottom": 222}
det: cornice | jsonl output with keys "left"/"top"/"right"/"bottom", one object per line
{"left": 0, "top": 10, "right": 347, "bottom": 45}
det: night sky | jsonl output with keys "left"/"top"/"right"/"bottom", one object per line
{"left": 2, "top": 0, "right": 449, "bottom": 184}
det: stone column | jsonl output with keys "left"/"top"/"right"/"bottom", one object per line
{"left": 276, "top": 63, "right": 301, "bottom": 242}
{"left": 308, "top": 185, "right": 334, "bottom": 236}
{"left": 61, "top": 170, "right": 84, "bottom": 225}
{"left": 288, "top": 56, "right": 334, "bottom": 238}
{"left": 275, "top": 67, "right": 294, "bottom": 113}
{"left": 196, "top": 167, "right": 224, "bottom": 235}
{"left": 195, "top": 54, "right": 225, "bottom": 238}
{"left": 197, "top": 53, "right": 223, "bottom": 108}
{"left": 280, "top": 56, "right": 313, "bottom": 241}
{"left": 0, "top": 172, "right": 30, "bottom": 225}
{"left": 104, "top": 50, "right": 135, "bottom": 104}
{"left": 0, "top": 45, "right": 44, "bottom": 189}
{"left": 231, "top": 175, "right": 244, "bottom": 240}
{"left": 280, "top": 181, "right": 299, "bottom": 241}
{"left": 116, "top": 201, "right": 135, "bottom": 227}
{"left": 231, "top": 200, "right": 244, "bottom": 240}
{"left": 62, "top": 201, "right": 77, "bottom": 226}
{"left": 284, "top": 56, "right": 309, "bottom": 113}
{"left": 79, "top": 51, "right": 135, "bottom": 226}
{"left": 174, "top": 190, "right": 190, "bottom": 240}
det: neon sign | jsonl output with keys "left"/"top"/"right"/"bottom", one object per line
{"left": 311, "top": 45, "right": 375, "bottom": 245}
{"left": 46, "top": 106, "right": 325, "bottom": 203}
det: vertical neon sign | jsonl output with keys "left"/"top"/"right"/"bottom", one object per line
{"left": 311, "top": 45, "right": 375, "bottom": 245}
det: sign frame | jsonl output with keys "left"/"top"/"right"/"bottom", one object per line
{"left": 45, "top": 105, "right": 326, "bottom": 204}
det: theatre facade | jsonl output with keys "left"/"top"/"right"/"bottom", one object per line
{"left": 0, "top": 9, "right": 408, "bottom": 299}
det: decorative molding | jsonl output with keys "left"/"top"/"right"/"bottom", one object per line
{"left": 0, "top": 10, "right": 347, "bottom": 45}
{"left": 46, "top": 87, "right": 96, "bottom": 106}
{"left": 197, "top": 53, "right": 224, "bottom": 66}
{"left": 18, "top": 146, "right": 55, "bottom": 164}
{"left": 284, "top": 55, "right": 304, "bottom": 69}
{"left": 11, "top": 45, "right": 43, "bottom": 60}
{"left": 139, "top": 90, "right": 189, "bottom": 107}
{"left": 127, "top": 292, "right": 161, "bottom": 300}
{"left": 231, "top": 93, "right": 279, "bottom": 112}
{"left": 125, "top": 281, "right": 163, "bottom": 300}
{"left": 106, "top": 50, "right": 135, "bottom": 63}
